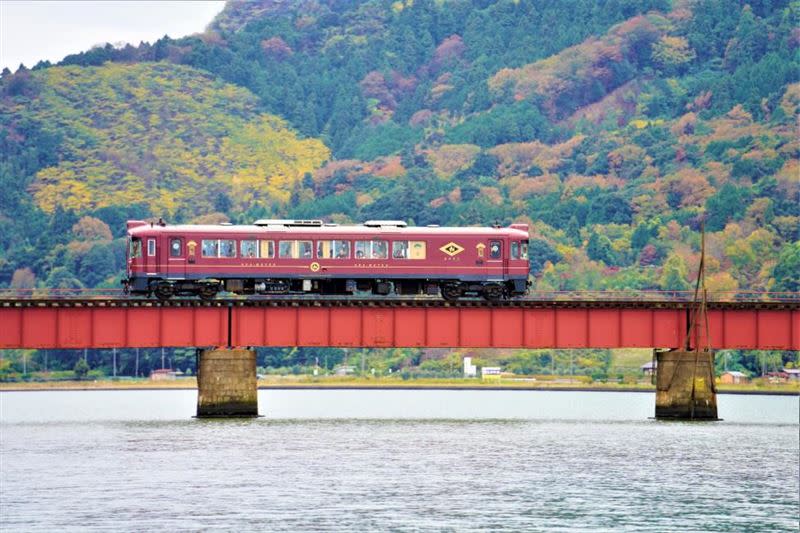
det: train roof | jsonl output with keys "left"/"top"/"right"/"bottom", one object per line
{"left": 126, "top": 221, "right": 530, "bottom": 239}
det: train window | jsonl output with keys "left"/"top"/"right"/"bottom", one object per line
{"left": 489, "top": 240, "right": 502, "bottom": 259}
{"left": 202, "top": 240, "right": 218, "bottom": 257}
{"left": 317, "top": 240, "right": 350, "bottom": 259}
{"left": 220, "top": 240, "right": 236, "bottom": 258}
{"left": 392, "top": 241, "right": 426, "bottom": 260}
{"left": 147, "top": 238, "right": 156, "bottom": 257}
{"left": 298, "top": 241, "right": 313, "bottom": 258}
{"left": 170, "top": 238, "right": 182, "bottom": 257}
{"left": 279, "top": 241, "right": 294, "bottom": 258}
{"left": 241, "top": 240, "right": 258, "bottom": 258}
{"left": 260, "top": 240, "right": 274, "bottom": 258}
{"left": 130, "top": 238, "right": 142, "bottom": 258}
{"left": 511, "top": 242, "right": 520, "bottom": 260}
{"left": 279, "top": 240, "right": 313, "bottom": 259}
{"left": 355, "top": 240, "right": 389, "bottom": 259}
{"left": 520, "top": 241, "right": 528, "bottom": 260}
{"left": 335, "top": 241, "right": 351, "bottom": 258}
{"left": 371, "top": 240, "right": 388, "bottom": 259}
{"left": 392, "top": 241, "right": 408, "bottom": 258}
{"left": 355, "top": 241, "right": 369, "bottom": 259}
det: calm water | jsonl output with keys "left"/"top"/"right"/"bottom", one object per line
{"left": 1, "top": 390, "right": 798, "bottom": 532}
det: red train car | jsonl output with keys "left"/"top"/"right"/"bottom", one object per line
{"left": 124, "top": 219, "right": 530, "bottom": 300}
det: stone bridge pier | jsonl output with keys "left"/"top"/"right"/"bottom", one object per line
{"left": 196, "top": 348, "right": 258, "bottom": 417}
{"left": 655, "top": 349, "right": 718, "bottom": 420}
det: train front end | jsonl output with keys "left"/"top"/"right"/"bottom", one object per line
{"left": 122, "top": 220, "right": 150, "bottom": 295}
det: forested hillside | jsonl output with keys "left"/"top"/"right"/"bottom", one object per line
{"left": 1, "top": 61, "right": 328, "bottom": 287}
{"left": 0, "top": 0, "right": 798, "bottom": 377}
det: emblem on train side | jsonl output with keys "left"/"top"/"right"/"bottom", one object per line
{"left": 439, "top": 242, "right": 465, "bottom": 257}
{"left": 309, "top": 262, "right": 321, "bottom": 272}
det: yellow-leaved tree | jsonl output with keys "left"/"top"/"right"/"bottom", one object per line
{"left": 17, "top": 63, "right": 329, "bottom": 217}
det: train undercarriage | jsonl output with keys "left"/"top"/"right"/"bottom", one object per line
{"left": 126, "top": 277, "right": 528, "bottom": 302}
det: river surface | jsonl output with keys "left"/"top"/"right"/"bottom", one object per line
{"left": 1, "top": 390, "right": 798, "bottom": 531}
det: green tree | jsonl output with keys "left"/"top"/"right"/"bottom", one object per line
{"left": 772, "top": 242, "right": 800, "bottom": 292}
{"left": 724, "top": 5, "right": 767, "bottom": 71}
{"left": 705, "top": 184, "right": 750, "bottom": 231}
{"left": 528, "top": 239, "right": 561, "bottom": 275}
{"left": 73, "top": 358, "right": 89, "bottom": 380}
{"left": 659, "top": 254, "right": 690, "bottom": 291}
{"left": 587, "top": 233, "right": 615, "bottom": 265}
{"left": 631, "top": 219, "right": 659, "bottom": 250}
{"left": 45, "top": 267, "right": 84, "bottom": 291}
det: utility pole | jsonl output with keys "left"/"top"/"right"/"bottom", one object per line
{"left": 112, "top": 348, "right": 117, "bottom": 378}
{"left": 135, "top": 348, "right": 140, "bottom": 377}
{"left": 44, "top": 350, "right": 48, "bottom": 374}
{"left": 570, "top": 350, "right": 574, "bottom": 382}
{"left": 22, "top": 351, "right": 27, "bottom": 376}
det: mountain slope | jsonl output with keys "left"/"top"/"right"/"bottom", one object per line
{"left": 0, "top": 0, "right": 798, "bottom": 298}
{"left": 3, "top": 62, "right": 329, "bottom": 216}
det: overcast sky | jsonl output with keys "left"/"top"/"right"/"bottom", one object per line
{"left": 0, "top": 0, "right": 225, "bottom": 72}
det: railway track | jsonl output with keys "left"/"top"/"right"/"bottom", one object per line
{"left": 1, "top": 293, "right": 798, "bottom": 310}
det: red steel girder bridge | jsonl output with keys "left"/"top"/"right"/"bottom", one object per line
{"left": 1, "top": 294, "right": 798, "bottom": 351}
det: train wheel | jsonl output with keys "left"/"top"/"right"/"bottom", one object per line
{"left": 154, "top": 282, "right": 174, "bottom": 301}
{"left": 482, "top": 284, "right": 504, "bottom": 302}
{"left": 198, "top": 284, "right": 218, "bottom": 301}
{"left": 441, "top": 283, "right": 462, "bottom": 301}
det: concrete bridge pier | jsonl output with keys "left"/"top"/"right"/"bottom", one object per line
{"left": 655, "top": 349, "right": 718, "bottom": 420}
{"left": 196, "top": 348, "right": 259, "bottom": 417}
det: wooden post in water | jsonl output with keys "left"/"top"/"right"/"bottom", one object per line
{"left": 655, "top": 222, "right": 718, "bottom": 420}
{"left": 196, "top": 348, "right": 258, "bottom": 417}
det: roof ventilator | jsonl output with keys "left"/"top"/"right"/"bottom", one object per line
{"left": 253, "top": 219, "right": 324, "bottom": 227}
{"left": 363, "top": 220, "right": 408, "bottom": 228}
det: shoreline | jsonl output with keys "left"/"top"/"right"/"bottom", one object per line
{"left": 1, "top": 382, "right": 797, "bottom": 396}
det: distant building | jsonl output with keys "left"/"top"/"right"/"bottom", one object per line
{"left": 766, "top": 371, "right": 790, "bottom": 383}
{"left": 463, "top": 357, "right": 477, "bottom": 377}
{"left": 641, "top": 361, "right": 657, "bottom": 376}
{"left": 150, "top": 368, "right": 177, "bottom": 381}
{"left": 334, "top": 365, "right": 355, "bottom": 376}
{"left": 783, "top": 368, "right": 800, "bottom": 381}
{"left": 481, "top": 367, "right": 501, "bottom": 380}
{"left": 720, "top": 371, "right": 748, "bottom": 384}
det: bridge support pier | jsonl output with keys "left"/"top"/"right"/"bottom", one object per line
{"left": 196, "top": 348, "right": 258, "bottom": 417}
{"left": 655, "top": 349, "right": 718, "bottom": 420}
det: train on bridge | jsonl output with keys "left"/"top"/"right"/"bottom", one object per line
{"left": 123, "top": 219, "right": 531, "bottom": 301}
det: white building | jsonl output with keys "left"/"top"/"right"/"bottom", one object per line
{"left": 463, "top": 357, "right": 477, "bottom": 377}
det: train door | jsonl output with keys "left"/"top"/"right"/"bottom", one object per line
{"left": 486, "top": 239, "right": 504, "bottom": 280}
{"left": 167, "top": 237, "right": 186, "bottom": 278}
{"left": 145, "top": 236, "right": 158, "bottom": 275}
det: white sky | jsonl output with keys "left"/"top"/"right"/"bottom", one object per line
{"left": 0, "top": 0, "right": 226, "bottom": 71}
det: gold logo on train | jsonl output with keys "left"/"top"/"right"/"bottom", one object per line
{"left": 439, "top": 242, "right": 465, "bottom": 257}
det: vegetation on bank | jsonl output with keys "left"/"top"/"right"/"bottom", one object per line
{"left": 1, "top": 347, "right": 796, "bottom": 388}
{"left": 1, "top": 374, "right": 797, "bottom": 395}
